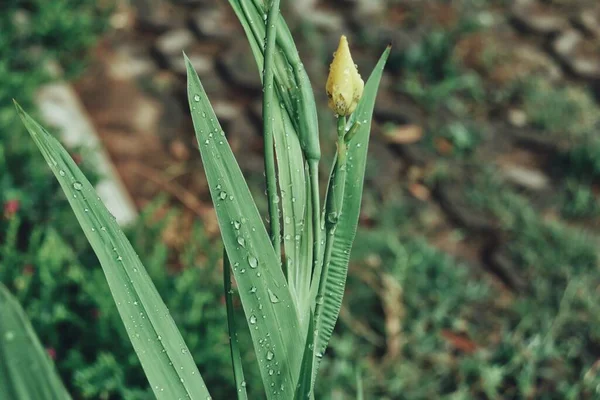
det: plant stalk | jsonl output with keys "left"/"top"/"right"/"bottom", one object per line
{"left": 262, "top": 0, "right": 282, "bottom": 262}
{"left": 312, "top": 116, "right": 347, "bottom": 359}
{"left": 223, "top": 251, "right": 249, "bottom": 400}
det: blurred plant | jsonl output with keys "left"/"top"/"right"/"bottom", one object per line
{"left": 400, "top": 30, "right": 485, "bottom": 112}
{"left": 561, "top": 180, "right": 600, "bottom": 219}
{"left": 14, "top": 0, "right": 390, "bottom": 399}
{"left": 521, "top": 79, "right": 600, "bottom": 137}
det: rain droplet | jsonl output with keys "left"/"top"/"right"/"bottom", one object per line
{"left": 58, "top": 170, "right": 66, "bottom": 176}
{"left": 249, "top": 315, "right": 257, "bottom": 324}
{"left": 219, "top": 191, "right": 227, "bottom": 200}
{"left": 249, "top": 286, "right": 257, "bottom": 294}
{"left": 237, "top": 237, "right": 246, "bottom": 247}
{"left": 194, "top": 94, "right": 200, "bottom": 102}
{"left": 267, "top": 289, "right": 280, "bottom": 304}
{"left": 234, "top": 221, "right": 241, "bottom": 230}
{"left": 248, "top": 256, "right": 258, "bottom": 269}
{"left": 266, "top": 350, "right": 274, "bottom": 361}
{"left": 73, "top": 181, "right": 83, "bottom": 191}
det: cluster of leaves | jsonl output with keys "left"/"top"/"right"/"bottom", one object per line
{"left": 0, "top": 2, "right": 245, "bottom": 399}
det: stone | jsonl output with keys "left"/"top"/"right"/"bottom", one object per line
{"left": 508, "top": 109, "right": 528, "bottom": 127}
{"left": 169, "top": 52, "right": 213, "bottom": 76}
{"left": 218, "top": 44, "right": 262, "bottom": 92}
{"left": 108, "top": 44, "right": 156, "bottom": 80}
{"left": 133, "top": 0, "right": 178, "bottom": 33}
{"left": 500, "top": 165, "right": 550, "bottom": 191}
{"left": 305, "top": 10, "right": 345, "bottom": 33}
{"left": 434, "top": 183, "right": 498, "bottom": 233}
{"left": 511, "top": 0, "right": 568, "bottom": 35}
{"left": 212, "top": 100, "right": 241, "bottom": 125}
{"left": 576, "top": 8, "right": 600, "bottom": 38}
{"left": 189, "top": 7, "right": 234, "bottom": 41}
{"left": 155, "top": 29, "right": 194, "bottom": 57}
{"left": 553, "top": 30, "right": 600, "bottom": 79}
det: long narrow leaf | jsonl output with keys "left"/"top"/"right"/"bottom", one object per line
{"left": 185, "top": 57, "right": 302, "bottom": 399}
{"left": 224, "top": 253, "right": 249, "bottom": 400}
{"left": 271, "top": 104, "right": 308, "bottom": 313}
{"left": 16, "top": 103, "right": 210, "bottom": 400}
{"left": 0, "top": 283, "right": 71, "bottom": 400}
{"left": 229, "top": 0, "right": 311, "bottom": 320}
{"left": 313, "top": 46, "right": 391, "bottom": 370}
{"left": 293, "top": 311, "right": 315, "bottom": 400}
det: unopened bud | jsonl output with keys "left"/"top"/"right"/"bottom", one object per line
{"left": 326, "top": 36, "right": 364, "bottom": 116}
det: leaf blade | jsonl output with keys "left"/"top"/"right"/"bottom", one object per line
{"left": 224, "top": 254, "right": 249, "bottom": 400}
{"left": 313, "top": 46, "right": 391, "bottom": 370}
{"left": 0, "top": 283, "right": 71, "bottom": 400}
{"left": 186, "top": 57, "right": 302, "bottom": 399}
{"left": 16, "top": 103, "right": 210, "bottom": 400}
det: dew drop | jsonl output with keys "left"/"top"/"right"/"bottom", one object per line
{"left": 267, "top": 289, "right": 280, "bottom": 304}
{"left": 248, "top": 255, "right": 258, "bottom": 269}
{"left": 249, "top": 286, "right": 257, "bottom": 294}
{"left": 73, "top": 181, "right": 83, "bottom": 191}
{"left": 249, "top": 315, "right": 257, "bottom": 324}
{"left": 237, "top": 237, "right": 246, "bottom": 247}
{"left": 219, "top": 191, "right": 228, "bottom": 200}
{"left": 194, "top": 94, "right": 200, "bottom": 102}
{"left": 266, "top": 350, "right": 274, "bottom": 361}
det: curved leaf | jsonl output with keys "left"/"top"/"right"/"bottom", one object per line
{"left": 0, "top": 283, "right": 71, "bottom": 400}
{"left": 313, "top": 46, "right": 391, "bottom": 370}
{"left": 16, "top": 104, "right": 210, "bottom": 400}
{"left": 186, "top": 57, "right": 302, "bottom": 399}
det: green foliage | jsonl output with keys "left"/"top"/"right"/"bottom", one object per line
{"left": 0, "top": 282, "right": 71, "bottom": 399}
{"left": 400, "top": 30, "right": 485, "bottom": 111}
{"left": 520, "top": 79, "right": 600, "bottom": 137}
{"left": 561, "top": 180, "right": 600, "bottom": 219}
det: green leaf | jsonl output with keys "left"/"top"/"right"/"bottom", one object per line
{"left": 271, "top": 104, "right": 309, "bottom": 316}
{"left": 185, "top": 56, "right": 302, "bottom": 399}
{"left": 313, "top": 46, "right": 391, "bottom": 369}
{"left": 293, "top": 311, "right": 315, "bottom": 400}
{"left": 228, "top": 0, "right": 321, "bottom": 162}
{"left": 0, "top": 283, "right": 71, "bottom": 400}
{"left": 15, "top": 103, "right": 210, "bottom": 400}
{"left": 356, "top": 367, "right": 364, "bottom": 400}
{"left": 224, "top": 253, "right": 248, "bottom": 400}
{"left": 229, "top": 0, "right": 314, "bottom": 323}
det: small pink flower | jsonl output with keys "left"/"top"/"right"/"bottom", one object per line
{"left": 23, "top": 265, "right": 34, "bottom": 276}
{"left": 47, "top": 348, "right": 57, "bottom": 360}
{"left": 4, "top": 199, "right": 20, "bottom": 217}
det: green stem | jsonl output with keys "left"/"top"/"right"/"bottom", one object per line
{"left": 223, "top": 252, "right": 249, "bottom": 400}
{"left": 263, "top": 0, "right": 281, "bottom": 262}
{"left": 312, "top": 116, "right": 347, "bottom": 358}
{"left": 308, "top": 159, "right": 321, "bottom": 275}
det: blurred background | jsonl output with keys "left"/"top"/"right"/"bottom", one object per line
{"left": 2, "top": 0, "right": 600, "bottom": 398}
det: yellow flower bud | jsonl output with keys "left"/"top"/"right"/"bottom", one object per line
{"left": 326, "top": 35, "right": 364, "bottom": 116}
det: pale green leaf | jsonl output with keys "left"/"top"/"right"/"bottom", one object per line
{"left": 0, "top": 283, "right": 71, "bottom": 400}
{"left": 185, "top": 56, "right": 302, "bottom": 399}
{"left": 16, "top": 103, "right": 210, "bottom": 400}
{"left": 313, "top": 46, "right": 391, "bottom": 371}
{"left": 224, "top": 254, "right": 248, "bottom": 400}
